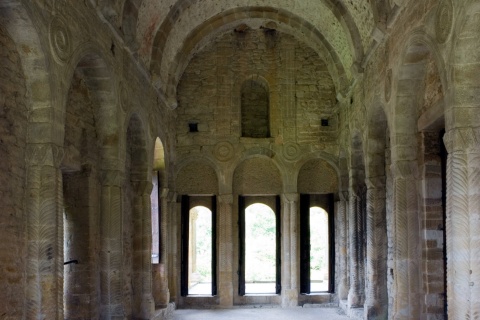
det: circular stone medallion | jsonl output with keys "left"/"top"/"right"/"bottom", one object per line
{"left": 214, "top": 141, "right": 235, "bottom": 162}
{"left": 436, "top": 0, "right": 453, "bottom": 44}
{"left": 49, "top": 17, "right": 72, "bottom": 64}
{"left": 283, "top": 142, "right": 300, "bottom": 161}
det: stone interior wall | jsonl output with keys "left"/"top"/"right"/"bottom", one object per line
{"left": 0, "top": 23, "right": 28, "bottom": 319}
{"left": 176, "top": 28, "right": 337, "bottom": 149}
{"left": 1, "top": 0, "right": 477, "bottom": 319}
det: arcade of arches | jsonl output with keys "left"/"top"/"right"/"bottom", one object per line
{"left": 1, "top": 0, "right": 480, "bottom": 319}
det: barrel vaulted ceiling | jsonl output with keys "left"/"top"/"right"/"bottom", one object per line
{"left": 99, "top": 0, "right": 388, "bottom": 106}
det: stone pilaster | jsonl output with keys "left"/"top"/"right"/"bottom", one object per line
{"left": 364, "top": 178, "right": 387, "bottom": 319}
{"left": 443, "top": 128, "right": 480, "bottom": 319}
{"left": 281, "top": 193, "right": 299, "bottom": 307}
{"left": 218, "top": 194, "right": 234, "bottom": 307}
{"left": 391, "top": 161, "right": 421, "bottom": 319}
{"left": 99, "top": 169, "right": 125, "bottom": 319}
{"left": 336, "top": 193, "right": 349, "bottom": 300}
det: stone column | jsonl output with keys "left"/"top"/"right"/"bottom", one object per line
{"left": 218, "top": 194, "right": 234, "bottom": 307}
{"left": 347, "top": 192, "right": 364, "bottom": 308}
{"left": 153, "top": 188, "right": 171, "bottom": 307}
{"left": 168, "top": 192, "right": 179, "bottom": 300}
{"left": 336, "top": 193, "right": 349, "bottom": 301}
{"left": 281, "top": 193, "right": 299, "bottom": 307}
{"left": 444, "top": 128, "right": 480, "bottom": 319}
{"left": 99, "top": 169, "right": 125, "bottom": 319}
{"left": 364, "top": 178, "right": 387, "bottom": 319}
{"left": 25, "top": 144, "right": 64, "bottom": 320}
{"left": 132, "top": 181, "right": 155, "bottom": 318}
{"left": 391, "top": 161, "right": 421, "bottom": 319}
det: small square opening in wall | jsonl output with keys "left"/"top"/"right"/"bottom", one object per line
{"left": 188, "top": 122, "right": 199, "bottom": 132}
{"left": 321, "top": 119, "right": 329, "bottom": 127}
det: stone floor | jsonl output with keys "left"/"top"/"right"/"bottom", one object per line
{"left": 173, "top": 307, "right": 349, "bottom": 320}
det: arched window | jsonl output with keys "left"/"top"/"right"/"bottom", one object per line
{"left": 151, "top": 137, "right": 165, "bottom": 264}
{"left": 300, "top": 194, "right": 335, "bottom": 294}
{"left": 241, "top": 79, "right": 270, "bottom": 138}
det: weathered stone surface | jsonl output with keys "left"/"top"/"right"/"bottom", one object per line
{"left": 2, "top": 0, "right": 480, "bottom": 319}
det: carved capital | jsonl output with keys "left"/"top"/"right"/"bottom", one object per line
{"left": 365, "top": 176, "right": 386, "bottom": 190}
{"left": 282, "top": 193, "right": 299, "bottom": 203}
{"left": 218, "top": 194, "right": 233, "bottom": 205}
{"left": 132, "top": 180, "right": 152, "bottom": 195}
{"left": 26, "top": 143, "right": 64, "bottom": 167}
{"left": 160, "top": 188, "right": 170, "bottom": 199}
{"left": 391, "top": 160, "right": 418, "bottom": 179}
{"left": 444, "top": 127, "right": 480, "bottom": 154}
{"left": 167, "top": 191, "right": 177, "bottom": 203}
{"left": 101, "top": 170, "right": 125, "bottom": 186}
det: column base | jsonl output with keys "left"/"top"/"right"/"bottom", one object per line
{"left": 281, "top": 289, "right": 298, "bottom": 307}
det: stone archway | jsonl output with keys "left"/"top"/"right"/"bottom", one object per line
{"left": 390, "top": 33, "right": 448, "bottom": 319}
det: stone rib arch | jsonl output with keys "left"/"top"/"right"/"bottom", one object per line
{"left": 159, "top": 8, "right": 350, "bottom": 107}
{"left": 147, "top": 0, "right": 364, "bottom": 75}
{"left": 64, "top": 46, "right": 122, "bottom": 169}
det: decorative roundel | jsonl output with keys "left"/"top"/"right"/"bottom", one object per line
{"left": 283, "top": 142, "right": 300, "bottom": 161}
{"left": 436, "top": 0, "right": 453, "bottom": 44}
{"left": 385, "top": 68, "right": 392, "bottom": 102}
{"left": 49, "top": 17, "right": 72, "bottom": 64}
{"left": 214, "top": 141, "right": 235, "bottom": 162}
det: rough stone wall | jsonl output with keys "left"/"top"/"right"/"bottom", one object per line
{"left": 176, "top": 28, "right": 336, "bottom": 148}
{"left": 0, "top": 23, "right": 28, "bottom": 320}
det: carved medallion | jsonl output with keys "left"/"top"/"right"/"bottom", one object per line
{"left": 283, "top": 142, "right": 300, "bottom": 161}
{"left": 385, "top": 68, "right": 392, "bottom": 102}
{"left": 214, "top": 141, "right": 234, "bottom": 162}
{"left": 436, "top": 0, "right": 453, "bottom": 44}
{"left": 49, "top": 17, "right": 72, "bottom": 64}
